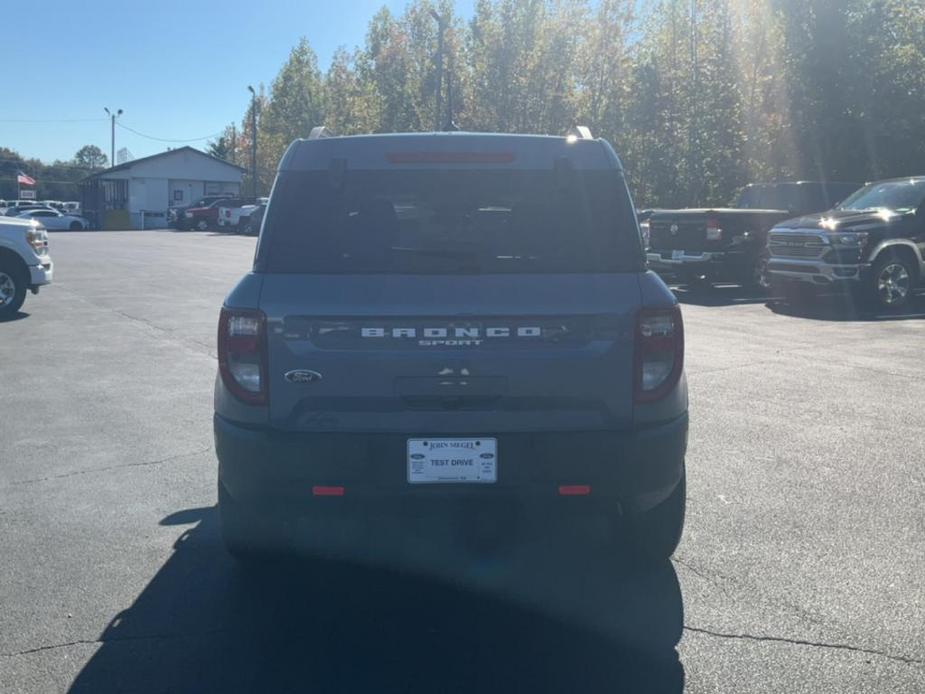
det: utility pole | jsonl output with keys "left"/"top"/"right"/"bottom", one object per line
{"left": 247, "top": 86, "right": 257, "bottom": 198}
{"left": 430, "top": 10, "right": 445, "bottom": 132}
{"left": 689, "top": 0, "right": 699, "bottom": 203}
{"left": 103, "top": 107, "right": 123, "bottom": 167}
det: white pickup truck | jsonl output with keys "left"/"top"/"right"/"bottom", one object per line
{"left": 0, "top": 217, "right": 53, "bottom": 319}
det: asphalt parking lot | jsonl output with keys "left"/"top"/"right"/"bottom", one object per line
{"left": 1, "top": 230, "right": 923, "bottom": 693}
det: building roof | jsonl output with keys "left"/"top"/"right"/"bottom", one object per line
{"left": 84, "top": 146, "right": 246, "bottom": 179}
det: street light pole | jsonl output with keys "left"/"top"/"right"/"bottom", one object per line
{"left": 103, "top": 107, "right": 123, "bottom": 166}
{"left": 429, "top": 10, "right": 445, "bottom": 132}
{"left": 247, "top": 86, "right": 257, "bottom": 198}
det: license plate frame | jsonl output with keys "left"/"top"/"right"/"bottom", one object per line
{"left": 672, "top": 249, "right": 685, "bottom": 260}
{"left": 407, "top": 438, "right": 498, "bottom": 484}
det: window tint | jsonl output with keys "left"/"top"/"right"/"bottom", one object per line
{"left": 260, "top": 169, "right": 641, "bottom": 274}
{"left": 837, "top": 180, "right": 925, "bottom": 213}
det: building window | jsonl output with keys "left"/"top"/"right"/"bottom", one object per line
{"left": 173, "top": 190, "right": 184, "bottom": 202}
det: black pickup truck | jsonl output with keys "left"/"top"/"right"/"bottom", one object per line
{"left": 645, "top": 181, "right": 861, "bottom": 288}
{"left": 767, "top": 177, "right": 925, "bottom": 309}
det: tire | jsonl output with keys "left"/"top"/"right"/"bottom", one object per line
{"left": 0, "top": 261, "right": 28, "bottom": 320}
{"left": 196, "top": 219, "right": 210, "bottom": 231}
{"left": 69, "top": 221, "right": 82, "bottom": 231}
{"left": 868, "top": 251, "right": 916, "bottom": 310}
{"left": 744, "top": 254, "right": 771, "bottom": 291}
{"left": 626, "top": 472, "right": 686, "bottom": 561}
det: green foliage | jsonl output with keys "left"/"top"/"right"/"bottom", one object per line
{"left": 0, "top": 147, "right": 97, "bottom": 201}
{"left": 207, "top": 136, "right": 231, "bottom": 162}
{"left": 233, "top": 0, "right": 925, "bottom": 204}
{"left": 74, "top": 145, "right": 108, "bottom": 170}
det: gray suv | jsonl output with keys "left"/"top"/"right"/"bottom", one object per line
{"left": 214, "top": 130, "right": 688, "bottom": 567}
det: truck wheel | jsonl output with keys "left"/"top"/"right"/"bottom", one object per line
{"left": 627, "top": 472, "right": 686, "bottom": 561}
{"left": 869, "top": 252, "right": 915, "bottom": 310}
{"left": 0, "top": 262, "right": 27, "bottom": 320}
{"left": 196, "top": 219, "right": 210, "bottom": 232}
{"left": 745, "top": 254, "right": 771, "bottom": 291}
{"left": 69, "top": 221, "right": 82, "bottom": 231}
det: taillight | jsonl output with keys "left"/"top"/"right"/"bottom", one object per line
{"left": 706, "top": 218, "right": 723, "bottom": 241}
{"left": 218, "top": 307, "right": 267, "bottom": 405}
{"left": 634, "top": 307, "right": 684, "bottom": 404}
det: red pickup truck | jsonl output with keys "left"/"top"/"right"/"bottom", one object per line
{"left": 182, "top": 197, "right": 249, "bottom": 231}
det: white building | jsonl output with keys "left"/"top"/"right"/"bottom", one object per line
{"left": 81, "top": 147, "right": 245, "bottom": 229}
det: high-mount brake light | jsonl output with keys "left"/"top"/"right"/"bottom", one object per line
{"left": 386, "top": 152, "right": 515, "bottom": 164}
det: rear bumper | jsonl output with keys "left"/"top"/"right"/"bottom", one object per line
{"left": 768, "top": 258, "right": 870, "bottom": 285}
{"left": 29, "top": 259, "right": 53, "bottom": 287}
{"left": 215, "top": 413, "right": 687, "bottom": 559}
{"left": 647, "top": 250, "right": 748, "bottom": 277}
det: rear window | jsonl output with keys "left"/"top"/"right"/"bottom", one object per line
{"left": 258, "top": 168, "right": 641, "bottom": 274}
{"left": 736, "top": 183, "right": 859, "bottom": 213}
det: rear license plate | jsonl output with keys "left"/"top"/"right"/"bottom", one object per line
{"left": 407, "top": 438, "right": 497, "bottom": 484}
{"left": 672, "top": 249, "right": 684, "bottom": 260}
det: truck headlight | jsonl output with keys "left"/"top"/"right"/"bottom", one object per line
{"left": 833, "top": 232, "right": 868, "bottom": 247}
{"left": 25, "top": 226, "right": 48, "bottom": 255}
{"left": 184, "top": 211, "right": 193, "bottom": 218}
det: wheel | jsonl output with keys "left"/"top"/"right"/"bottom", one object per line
{"left": 868, "top": 252, "right": 916, "bottom": 310}
{"left": 69, "top": 221, "right": 82, "bottom": 231}
{"left": 196, "top": 219, "right": 210, "bottom": 231}
{"left": 626, "top": 472, "right": 686, "bottom": 561}
{"left": 0, "top": 261, "right": 28, "bottom": 320}
{"left": 744, "top": 254, "right": 771, "bottom": 291}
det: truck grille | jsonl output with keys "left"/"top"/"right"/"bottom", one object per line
{"left": 768, "top": 233, "right": 827, "bottom": 259}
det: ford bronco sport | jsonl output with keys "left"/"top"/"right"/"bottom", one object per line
{"left": 214, "top": 129, "right": 689, "bottom": 567}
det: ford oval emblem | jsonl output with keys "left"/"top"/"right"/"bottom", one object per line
{"left": 284, "top": 369, "right": 323, "bottom": 384}
{"left": 670, "top": 223, "right": 679, "bottom": 235}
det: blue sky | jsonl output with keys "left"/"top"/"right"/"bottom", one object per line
{"left": 3, "top": 0, "right": 475, "bottom": 164}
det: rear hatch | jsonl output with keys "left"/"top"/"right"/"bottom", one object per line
{"left": 648, "top": 209, "right": 731, "bottom": 252}
{"left": 256, "top": 136, "right": 644, "bottom": 434}
{"left": 648, "top": 208, "right": 790, "bottom": 253}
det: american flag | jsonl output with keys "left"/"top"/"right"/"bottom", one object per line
{"left": 17, "top": 170, "right": 36, "bottom": 186}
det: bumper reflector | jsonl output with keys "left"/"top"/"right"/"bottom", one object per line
{"left": 312, "top": 486, "right": 345, "bottom": 497}
{"left": 558, "top": 485, "right": 591, "bottom": 496}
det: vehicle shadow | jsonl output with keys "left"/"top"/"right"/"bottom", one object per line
{"left": 765, "top": 290, "right": 925, "bottom": 322}
{"left": 68, "top": 507, "right": 684, "bottom": 694}
{"left": 672, "top": 283, "right": 771, "bottom": 307}
{"left": 0, "top": 310, "right": 29, "bottom": 323}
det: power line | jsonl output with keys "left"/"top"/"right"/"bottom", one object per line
{"left": 0, "top": 117, "right": 108, "bottom": 123}
{"left": 116, "top": 122, "right": 224, "bottom": 143}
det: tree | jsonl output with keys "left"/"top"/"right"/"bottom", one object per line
{"left": 207, "top": 136, "right": 231, "bottom": 161}
{"left": 74, "top": 145, "right": 108, "bottom": 170}
{"left": 232, "top": 0, "right": 925, "bottom": 206}
{"left": 260, "top": 38, "right": 325, "bottom": 180}
{"left": 325, "top": 47, "right": 379, "bottom": 134}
